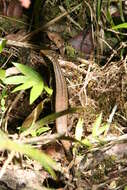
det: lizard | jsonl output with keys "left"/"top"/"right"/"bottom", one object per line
{"left": 40, "top": 50, "right": 72, "bottom": 159}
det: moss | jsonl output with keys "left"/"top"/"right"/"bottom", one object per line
{"left": 65, "top": 45, "right": 77, "bottom": 59}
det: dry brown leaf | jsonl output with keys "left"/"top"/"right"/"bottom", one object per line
{"left": 47, "top": 31, "right": 65, "bottom": 56}
{"left": 22, "top": 101, "right": 44, "bottom": 129}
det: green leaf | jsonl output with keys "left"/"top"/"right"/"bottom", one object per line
{"left": 0, "top": 69, "right": 6, "bottom": 80}
{"left": 106, "top": 0, "right": 114, "bottom": 26}
{"left": 30, "top": 82, "right": 44, "bottom": 104}
{"left": 4, "top": 75, "right": 28, "bottom": 84}
{"left": 31, "top": 126, "right": 50, "bottom": 136}
{"left": 12, "top": 63, "right": 43, "bottom": 82}
{"left": 81, "top": 138, "right": 92, "bottom": 147}
{"left": 12, "top": 79, "right": 36, "bottom": 92}
{"left": 98, "top": 124, "right": 109, "bottom": 136}
{"left": 65, "top": 0, "right": 71, "bottom": 8}
{"left": 0, "top": 88, "right": 7, "bottom": 112}
{"left": 5, "top": 63, "right": 52, "bottom": 103}
{"left": 0, "top": 129, "right": 60, "bottom": 179}
{"left": 44, "top": 85, "right": 53, "bottom": 95}
{"left": 21, "top": 107, "right": 82, "bottom": 137}
{"left": 118, "top": 0, "right": 125, "bottom": 22}
{"left": 92, "top": 113, "right": 102, "bottom": 137}
{"left": 96, "top": 0, "right": 102, "bottom": 21}
{"left": 75, "top": 118, "right": 84, "bottom": 141}
{"left": 124, "top": 186, "right": 127, "bottom": 190}
{"left": 0, "top": 38, "right": 7, "bottom": 53}
{"left": 112, "top": 22, "right": 127, "bottom": 30}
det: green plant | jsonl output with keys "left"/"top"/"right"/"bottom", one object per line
{"left": 0, "top": 129, "right": 60, "bottom": 179}
{"left": 20, "top": 107, "right": 80, "bottom": 136}
{"left": 0, "top": 68, "right": 6, "bottom": 80}
{"left": 92, "top": 113, "right": 108, "bottom": 138}
{"left": 112, "top": 22, "right": 127, "bottom": 30}
{"left": 75, "top": 117, "right": 84, "bottom": 141}
{"left": 106, "top": 0, "right": 114, "bottom": 26}
{"left": 96, "top": 0, "right": 102, "bottom": 22}
{"left": 73, "top": 113, "right": 111, "bottom": 149}
{"left": 0, "top": 38, "right": 6, "bottom": 53}
{"left": 0, "top": 88, "right": 7, "bottom": 113}
{"left": 3, "top": 63, "right": 53, "bottom": 104}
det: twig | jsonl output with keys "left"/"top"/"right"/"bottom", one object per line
{"left": 6, "top": 40, "right": 40, "bottom": 50}
{"left": 22, "top": 133, "right": 62, "bottom": 144}
{"left": 59, "top": 5, "right": 83, "bottom": 30}
{"left": 4, "top": 91, "right": 24, "bottom": 132}
{"left": 0, "top": 151, "right": 15, "bottom": 179}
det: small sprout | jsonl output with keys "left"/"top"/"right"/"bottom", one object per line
{"left": 0, "top": 38, "right": 7, "bottom": 53}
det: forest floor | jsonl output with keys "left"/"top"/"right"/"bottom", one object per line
{"left": 0, "top": 0, "right": 127, "bottom": 190}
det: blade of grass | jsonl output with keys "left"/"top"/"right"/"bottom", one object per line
{"left": 96, "top": 0, "right": 102, "bottom": 21}
{"left": 0, "top": 38, "right": 7, "bottom": 53}
{"left": 0, "top": 130, "right": 59, "bottom": 179}
{"left": 118, "top": 0, "right": 125, "bottom": 22}
{"left": 21, "top": 107, "right": 83, "bottom": 137}
{"left": 92, "top": 113, "right": 102, "bottom": 137}
{"left": 75, "top": 118, "right": 84, "bottom": 141}
{"left": 112, "top": 22, "right": 127, "bottom": 30}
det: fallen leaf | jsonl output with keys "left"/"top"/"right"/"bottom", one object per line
{"left": 47, "top": 31, "right": 65, "bottom": 56}
{"left": 21, "top": 101, "right": 45, "bottom": 129}
{"left": 69, "top": 29, "right": 94, "bottom": 59}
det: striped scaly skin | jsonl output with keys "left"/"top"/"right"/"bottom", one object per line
{"left": 41, "top": 50, "right": 72, "bottom": 160}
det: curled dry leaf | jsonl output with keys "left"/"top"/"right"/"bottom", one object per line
{"left": 22, "top": 101, "right": 45, "bottom": 129}
{"left": 47, "top": 31, "right": 65, "bottom": 56}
